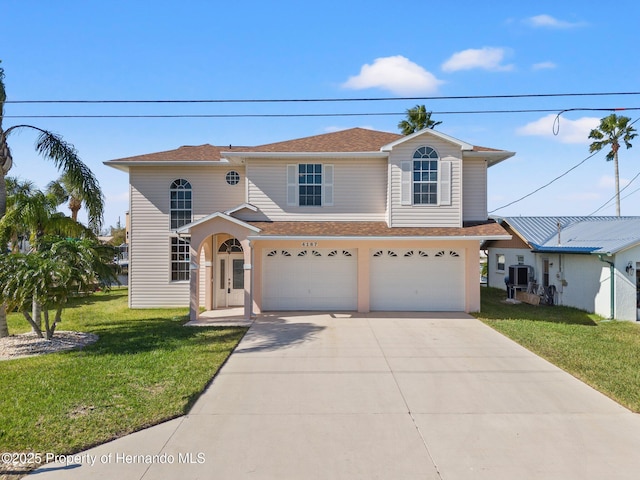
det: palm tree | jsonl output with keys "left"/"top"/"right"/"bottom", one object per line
{"left": 0, "top": 60, "right": 104, "bottom": 338}
{"left": 398, "top": 104, "right": 442, "bottom": 135}
{"left": 47, "top": 171, "right": 103, "bottom": 230}
{"left": 588, "top": 114, "right": 637, "bottom": 216}
{"left": 0, "top": 179, "right": 94, "bottom": 331}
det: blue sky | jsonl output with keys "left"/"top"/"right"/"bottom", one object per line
{"left": 4, "top": 1, "right": 640, "bottom": 229}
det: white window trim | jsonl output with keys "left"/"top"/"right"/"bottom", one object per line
{"left": 286, "top": 163, "right": 333, "bottom": 207}
{"left": 400, "top": 157, "right": 452, "bottom": 207}
{"left": 170, "top": 235, "right": 191, "bottom": 282}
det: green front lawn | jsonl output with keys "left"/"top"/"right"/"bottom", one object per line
{"left": 474, "top": 287, "right": 640, "bottom": 412}
{"left": 0, "top": 288, "right": 247, "bottom": 457}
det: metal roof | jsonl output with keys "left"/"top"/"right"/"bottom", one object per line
{"left": 496, "top": 216, "right": 640, "bottom": 254}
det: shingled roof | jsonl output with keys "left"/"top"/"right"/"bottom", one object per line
{"left": 106, "top": 127, "right": 512, "bottom": 166}
{"left": 246, "top": 220, "right": 509, "bottom": 238}
{"left": 243, "top": 127, "right": 403, "bottom": 153}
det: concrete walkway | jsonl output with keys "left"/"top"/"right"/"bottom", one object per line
{"left": 30, "top": 312, "right": 640, "bottom": 479}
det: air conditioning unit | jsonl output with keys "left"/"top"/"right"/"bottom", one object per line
{"left": 508, "top": 265, "right": 534, "bottom": 288}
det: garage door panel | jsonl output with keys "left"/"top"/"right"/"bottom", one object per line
{"left": 370, "top": 249, "right": 465, "bottom": 311}
{"left": 263, "top": 249, "right": 357, "bottom": 310}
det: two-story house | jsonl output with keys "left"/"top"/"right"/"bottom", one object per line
{"left": 105, "top": 127, "right": 514, "bottom": 320}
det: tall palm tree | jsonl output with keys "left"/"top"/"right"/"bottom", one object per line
{"left": 47, "top": 171, "right": 103, "bottom": 229}
{"left": 398, "top": 104, "right": 442, "bottom": 135}
{"left": 0, "top": 60, "right": 104, "bottom": 338}
{"left": 589, "top": 114, "right": 637, "bottom": 216}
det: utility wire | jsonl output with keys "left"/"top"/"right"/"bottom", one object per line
{"left": 488, "top": 150, "right": 601, "bottom": 213}
{"left": 492, "top": 116, "right": 640, "bottom": 214}
{"left": 5, "top": 91, "right": 640, "bottom": 104}
{"left": 6, "top": 107, "right": 640, "bottom": 120}
{"left": 588, "top": 169, "right": 640, "bottom": 215}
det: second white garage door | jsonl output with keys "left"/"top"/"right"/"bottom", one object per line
{"left": 370, "top": 248, "right": 465, "bottom": 311}
{"left": 262, "top": 248, "right": 357, "bottom": 310}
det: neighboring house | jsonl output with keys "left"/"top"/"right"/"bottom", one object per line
{"left": 105, "top": 127, "right": 514, "bottom": 320}
{"left": 485, "top": 216, "right": 640, "bottom": 321}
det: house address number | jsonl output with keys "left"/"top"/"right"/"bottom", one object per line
{"left": 301, "top": 242, "right": 318, "bottom": 247}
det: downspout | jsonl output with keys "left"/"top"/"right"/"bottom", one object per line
{"left": 597, "top": 254, "right": 615, "bottom": 320}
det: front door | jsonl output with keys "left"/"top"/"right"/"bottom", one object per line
{"left": 216, "top": 238, "right": 245, "bottom": 308}
{"left": 217, "top": 254, "right": 244, "bottom": 307}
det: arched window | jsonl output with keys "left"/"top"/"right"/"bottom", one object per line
{"left": 218, "top": 238, "right": 243, "bottom": 253}
{"left": 413, "top": 146, "right": 438, "bottom": 205}
{"left": 170, "top": 179, "right": 192, "bottom": 229}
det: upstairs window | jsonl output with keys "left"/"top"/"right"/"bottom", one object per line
{"left": 413, "top": 146, "right": 439, "bottom": 205}
{"left": 400, "top": 146, "right": 451, "bottom": 207}
{"left": 298, "top": 164, "right": 322, "bottom": 206}
{"left": 170, "top": 179, "right": 192, "bottom": 229}
{"left": 287, "top": 164, "right": 333, "bottom": 207}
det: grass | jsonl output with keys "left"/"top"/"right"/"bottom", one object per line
{"left": 474, "top": 287, "right": 640, "bottom": 412}
{"left": 0, "top": 288, "right": 247, "bottom": 459}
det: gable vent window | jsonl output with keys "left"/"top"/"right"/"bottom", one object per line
{"left": 226, "top": 171, "right": 240, "bottom": 185}
{"left": 170, "top": 179, "right": 192, "bottom": 229}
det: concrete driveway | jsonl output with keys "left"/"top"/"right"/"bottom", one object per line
{"left": 31, "top": 312, "right": 640, "bottom": 479}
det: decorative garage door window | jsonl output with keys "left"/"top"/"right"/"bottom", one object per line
{"left": 373, "top": 249, "right": 460, "bottom": 258}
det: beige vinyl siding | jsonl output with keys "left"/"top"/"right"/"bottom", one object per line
{"left": 129, "top": 166, "right": 245, "bottom": 308}
{"left": 242, "top": 157, "right": 387, "bottom": 221}
{"left": 389, "top": 136, "right": 462, "bottom": 227}
{"left": 462, "top": 158, "right": 488, "bottom": 222}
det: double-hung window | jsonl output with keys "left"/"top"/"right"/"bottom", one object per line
{"left": 287, "top": 163, "right": 334, "bottom": 207}
{"left": 298, "top": 164, "right": 322, "bottom": 206}
{"left": 400, "top": 146, "right": 451, "bottom": 206}
{"left": 413, "top": 147, "right": 439, "bottom": 205}
{"left": 171, "top": 237, "right": 190, "bottom": 281}
{"left": 170, "top": 179, "right": 192, "bottom": 229}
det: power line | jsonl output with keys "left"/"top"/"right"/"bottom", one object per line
{"left": 492, "top": 116, "right": 640, "bottom": 214}
{"left": 5, "top": 107, "right": 640, "bottom": 120}
{"left": 5, "top": 91, "right": 640, "bottom": 104}
{"left": 489, "top": 150, "right": 601, "bottom": 214}
{"left": 588, "top": 170, "right": 640, "bottom": 215}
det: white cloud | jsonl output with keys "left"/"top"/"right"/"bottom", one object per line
{"left": 516, "top": 114, "right": 600, "bottom": 144}
{"left": 526, "top": 14, "right": 586, "bottom": 29}
{"left": 441, "top": 47, "right": 514, "bottom": 73}
{"left": 341, "top": 56, "right": 444, "bottom": 95}
{"left": 532, "top": 61, "right": 557, "bottom": 70}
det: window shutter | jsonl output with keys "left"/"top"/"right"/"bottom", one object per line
{"left": 323, "top": 164, "right": 334, "bottom": 206}
{"left": 287, "top": 164, "right": 297, "bottom": 206}
{"left": 439, "top": 160, "right": 452, "bottom": 206}
{"left": 401, "top": 161, "right": 412, "bottom": 206}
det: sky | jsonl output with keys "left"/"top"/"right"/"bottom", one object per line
{"left": 3, "top": 1, "right": 640, "bottom": 230}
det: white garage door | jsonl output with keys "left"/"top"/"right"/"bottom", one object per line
{"left": 370, "top": 248, "right": 465, "bottom": 311}
{"left": 262, "top": 248, "right": 357, "bottom": 310}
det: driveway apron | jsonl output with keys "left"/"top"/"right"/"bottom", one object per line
{"left": 30, "top": 312, "right": 640, "bottom": 479}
